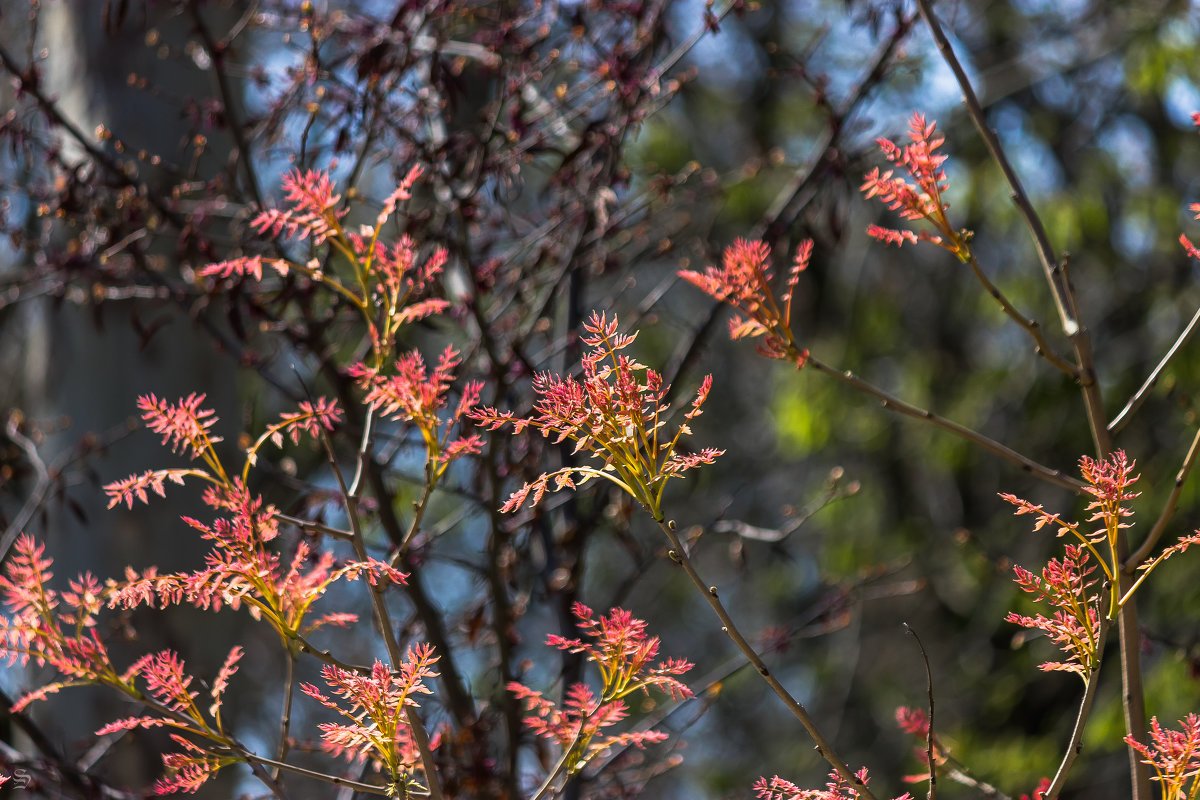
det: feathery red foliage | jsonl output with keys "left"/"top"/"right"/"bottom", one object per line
{"left": 300, "top": 647, "right": 440, "bottom": 790}
{"left": 678, "top": 238, "right": 811, "bottom": 366}
{"left": 861, "top": 112, "right": 968, "bottom": 257}
{"left": 754, "top": 768, "right": 910, "bottom": 800}
{"left": 1125, "top": 715, "right": 1200, "bottom": 800}
{"left": 509, "top": 604, "right": 692, "bottom": 781}
{"left": 471, "top": 312, "right": 721, "bottom": 519}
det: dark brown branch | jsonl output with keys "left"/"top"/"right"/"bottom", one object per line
{"left": 805, "top": 356, "right": 1085, "bottom": 493}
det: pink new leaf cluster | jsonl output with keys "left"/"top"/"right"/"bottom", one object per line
{"left": 0, "top": 537, "right": 246, "bottom": 794}
{"left": 679, "top": 238, "right": 812, "bottom": 366}
{"left": 200, "top": 254, "right": 290, "bottom": 281}
{"left": 105, "top": 468, "right": 199, "bottom": 509}
{"left": 246, "top": 396, "right": 343, "bottom": 467}
{"left": 861, "top": 112, "right": 967, "bottom": 257}
{"left": 1005, "top": 545, "right": 1100, "bottom": 677}
{"left": 471, "top": 312, "right": 721, "bottom": 519}
{"left": 0, "top": 535, "right": 118, "bottom": 712}
{"left": 1125, "top": 715, "right": 1200, "bottom": 800}
{"left": 270, "top": 397, "right": 342, "bottom": 447}
{"left": 754, "top": 768, "right": 911, "bottom": 800}
{"left": 138, "top": 393, "right": 222, "bottom": 460}
{"left": 108, "top": 489, "right": 405, "bottom": 639}
{"left": 349, "top": 345, "right": 484, "bottom": 474}
{"left": 1001, "top": 451, "right": 1144, "bottom": 680}
{"left": 105, "top": 394, "right": 230, "bottom": 508}
{"left": 300, "top": 647, "right": 439, "bottom": 787}
{"left": 152, "top": 737, "right": 229, "bottom": 795}
{"left": 253, "top": 168, "right": 345, "bottom": 244}
{"left": 1078, "top": 451, "right": 1139, "bottom": 546}
{"left": 546, "top": 603, "right": 693, "bottom": 702}
{"left": 200, "top": 167, "right": 450, "bottom": 375}
{"left": 509, "top": 604, "right": 692, "bottom": 779}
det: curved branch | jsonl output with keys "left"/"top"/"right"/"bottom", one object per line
{"left": 805, "top": 356, "right": 1085, "bottom": 494}
{"left": 1109, "top": 302, "right": 1200, "bottom": 434}
{"left": 1125, "top": 423, "right": 1200, "bottom": 569}
{"left": 654, "top": 517, "right": 878, "bottom": 800}
{"left": 963, "top": 252, "right": 1077, "bottom": 378}
{"left": 913, "top": 5, "right": 1145, "bottom": 799}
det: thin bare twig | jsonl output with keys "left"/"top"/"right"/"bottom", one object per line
{"left": 913, "top": 0, "right": 1109, "bottom": 443}
{"left": 654, "top": 517, "right": 878, "bottom": 800}
{"left": 913, "top": 4, "right": 1147, "bottom": 798}
{"left": 805, "top": 356, "right": 1085, "bottom": 494}
{"left": 1126, "top": 423, "right": 1200, "bottom": 569}
{"left": 189, "top": 0, "right": 264, "bottom": 208}
{"left": 320, "top": 431, "right": 444, "bottom": 800}
{"left": 1108, "top": 302, "right": 1200, "bottom": 434}
{"left": 903, "top": 624, "right": 936, "bottom": 800}
{"left": 1046, "top": 619, "right": 1110, "bottom": 799}
{"left": 963, "top": 252, "right": 1077, "bottom": 378}
{"left": 273, "top": 652, "right": 296, "bottom": 779}
{"left": 233, "top": 751, "right": 396, "bottom": 796}
{"left": 275, "top": 513, "right": 354, "bottom": 540}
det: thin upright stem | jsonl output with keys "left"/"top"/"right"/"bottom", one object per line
{"left": 322, "top": 433, "right": 444, "bottom": 800}
{"left": 962, "top": 252, "right": 1077, "bottom": 378}
{"left": 914, "top": 3, "right": 1147, "bottom": 797}
{"left": 236, "top": 751, "right": 395, "bottom": 796}
{"left": 1046, "top": 619, "right": 1110, "bottom": 800}
{"left": 903, "top": 624, "right": 937, "bottom": 800}
{"left": 653, "top": 517, "right": 878, "bottom": 800}
{"left": 273, "top": 653, "right": 297, "bottom": 778}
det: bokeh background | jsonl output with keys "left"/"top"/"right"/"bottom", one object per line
{"left": 3, "top": 1, "right": 1200, "bottom": 798}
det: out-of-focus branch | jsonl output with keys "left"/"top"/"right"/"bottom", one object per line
{"left": 1108, "top": 302, "right": 1200, "bottom": 434}
{"left": 654, "top": 517, "right": 879, "bottom": 800}
{"left": 1126, "top": 423, "right": 1200, "bottom": 569}
{"left": 913, "top": 4, "right": 1145, "bottom": 799}
{"left": 805, "top": 355, "right": 1085, "bottom": 493}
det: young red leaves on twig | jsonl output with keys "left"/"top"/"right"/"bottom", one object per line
{"left": 1001, "top": 452, "right": 1141, "bottom": 678}
{"left": 1000, "top": 450, "right": 1200, "bottom": 637}
{"left": 678, "top": 238, "right": 812, "bottom": 366}
{"left": 1006, "top": 544, "right": 1101, "bottom": 679}
{"left": 0, "top": 534, "right": 118, "bottom": 711}
{"left": 245, "top": 396, "right": 343, "bottom": 468}
{"left": 110, "top": 488, "right": 405, "bottom": 644}
{"left": 105, "top": 393, "right": 341, "bottom": 507}
{"left": 104, "top": 393, "right": 230, "bottom": 508}
{"left": 97, "top": 647, "right": 246, "bottom": 794}
{"left": 0, "top": 535, "right": 249, "bottom": 793}
{"left": 755, "top": 768, "right": 911, "bottom": 800}
{"left": 471, "top": 312, "right": 722, "bottom": 521}
{"left": 349, "top": 345, "right": 484, "bottom": 482}
{"left": 1124, "top": 715, "right": 1200, "bottom": 800}
{"left": 861, "top": 112, "right": 969, "bottom": 259}
{"left": 103, "top": 393, "right": 396, "bottom": 643}
{"left": 300, "top": 646, "right": 440, "bottom": 795}
{"left": 509, "top": 603, "right": 692, "bottom": 787}
{"left": 200, "top": 166, "right": 447, "bottom": 370}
